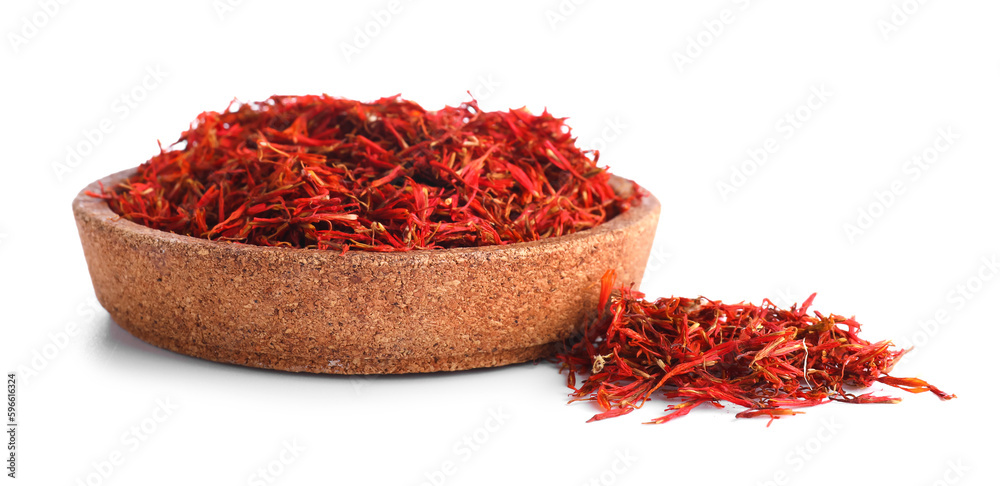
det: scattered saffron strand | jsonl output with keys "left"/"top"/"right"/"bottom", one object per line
{"left": 735, "top": 408, "right": 804, "bottom": 427}
{"left": 558, "top": 271, "right": 955, "bottom": 425}
{"left": 87, "top": 95, "right": 642, "bottom": 252}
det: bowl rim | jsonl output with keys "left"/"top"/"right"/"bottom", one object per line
{"left": 74, "top": 167, "right": 660, "bottom": 261}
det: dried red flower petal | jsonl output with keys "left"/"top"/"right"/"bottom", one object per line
{"left": 89, "top": 95, "right": 641, "bottom": 252}
{"left": 558, "top": 271, "right": 955, "bottom": 424}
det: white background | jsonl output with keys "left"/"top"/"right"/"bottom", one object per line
{"left": 2, "top": 0, "right": 997, "bottom": 484}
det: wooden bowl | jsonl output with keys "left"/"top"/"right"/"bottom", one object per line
{"left": 73, "top": 168, "right": 660, "bottom": 374}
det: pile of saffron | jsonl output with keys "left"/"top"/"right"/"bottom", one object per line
{"left": 88, "top": 95, "right": 640, "bottom": 252}
{"left": 558, "top": 272, "right": 955, "bottom": 425}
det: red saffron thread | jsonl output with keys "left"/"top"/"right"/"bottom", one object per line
{"left": 87, "top": 95, "right": 642, "bottom": 252}
{"left": 559, "top": 271, "right": 955, "bottom": 425}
